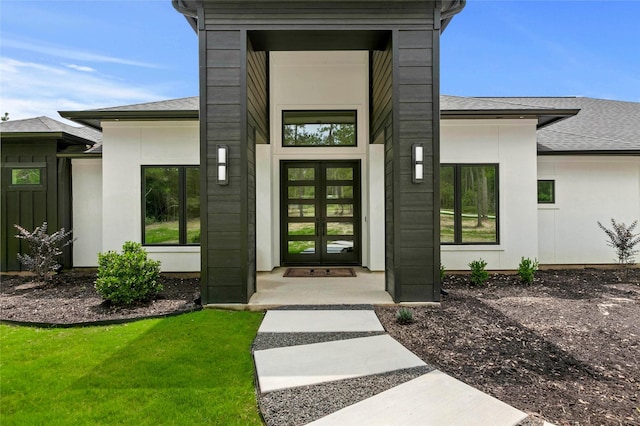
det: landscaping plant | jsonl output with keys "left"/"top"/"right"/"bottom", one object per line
{"left": 517, "top": 257, "right": 539, "bottom": 284}
{"left": 597, "top": 219, "right": 640, "bottom": 269}
{"left": 440, "top": 263, "right": 446, "bottom": 281}
{"left": 14, "top": 222, "right": 74, "bottom": 281}
{"left": 95, "top": 241, "right": 162, "bottom": 305}
{"left": 395, "top": 307, "right": 414, "bottom": 325}
{"left": 469, "top": 259, "right": 489, "bottom": 286}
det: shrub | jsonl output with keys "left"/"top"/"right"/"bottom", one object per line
{"left": 95, "top": 241, "right": 162, "bottom": 306}
{"left": 517, "top": 257, "right": 539, "bottom": 284}
{"left": 395, "top": 307, "right": 414, "bottom": 325}
{"left": 14, "top": 222, "right": 75, "bottom": 281}
{"left": 597, "top": 219, "right": 640, "bottom": 267}
{"left": 440, "top": 264, "right": 446, "bottom": 281}
{"left": 469, "top": 259, "right": 489, "bottom": 286}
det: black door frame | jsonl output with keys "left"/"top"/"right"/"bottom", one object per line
{"left": 280, "top": 160, "right": 361, "bottom": 266}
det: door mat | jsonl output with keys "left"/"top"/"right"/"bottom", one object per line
{"left": 283, "top": 268, "right": 357, "bottom": 278}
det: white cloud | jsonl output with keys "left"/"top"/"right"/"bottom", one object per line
{"left": 2, "top": 38, "right": 160, "bottom": 69}
{"left": 0, "top": 57, "right": 167, "bottom": 123}
{"left": 66, "top": 64, "right": 96, "bottom": 73}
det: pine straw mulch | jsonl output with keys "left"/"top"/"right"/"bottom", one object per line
{"left": 376, "top": 268, "right": 640, "bottom": 426}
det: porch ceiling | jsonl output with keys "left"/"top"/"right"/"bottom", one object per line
{"left": 248, "top": 30, "right": 390, "bottom": 51}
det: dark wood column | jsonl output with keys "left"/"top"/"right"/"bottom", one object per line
{"left": 387, "top": 25, "right": 441, "bottom": 302}
{"left": 199, "top": 28, "right": 252, "bottom": 304}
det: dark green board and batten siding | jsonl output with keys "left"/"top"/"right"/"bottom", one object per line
{"left": 1, "top": 141, "right": 72, "bottom": 271}
{"left": 195, "top": 0, "right": 443, "bottom": 303}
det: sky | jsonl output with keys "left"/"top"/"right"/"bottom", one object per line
{"left": 1, "top": 0, "right": 639, "bottom": 123}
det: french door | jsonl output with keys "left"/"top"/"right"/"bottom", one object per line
{"left": 281, "top": 160, "right": 361, "bottom": 265}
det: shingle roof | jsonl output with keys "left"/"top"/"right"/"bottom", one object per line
{"left": 59, "top": 94, "right": 639, "bottom": 154}
{"left": 0, "top": 116, "right": 102, "bottom": 144}
{"left": 89, "top": 96, "right": 199, "bottom": 112}
{"left": 59, "top": 97, "right": 199, "bottom": 130}
{"left": 478, "top": 97, "right": 640, "bottom": 153}
{"left": 441, "top": 95, "right": 550, "bottom": 111}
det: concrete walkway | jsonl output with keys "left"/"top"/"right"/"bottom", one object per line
{"left": 253, "top": 308, "right": 535, "bottom": 425}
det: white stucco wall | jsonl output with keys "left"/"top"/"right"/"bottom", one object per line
{"left": 440, "top": 119, "right": 539, "bottom": 270}
{"left": 538, "top": 156, "right": 640, "bottom": 264}
{"left": 257, "top": 51, "right": 385, "bottom": 270}
{"left": 71, "top": 158, "right": 103, "bottom": 267}
{"left": 101, "top": 121, "right": 200, "bottom": 271}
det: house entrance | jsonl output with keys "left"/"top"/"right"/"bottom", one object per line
{"left": 281, "top": 160, "right": 361, "bottom": 265}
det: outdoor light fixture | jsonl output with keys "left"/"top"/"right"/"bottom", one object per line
{"left": 217, "top": 145, "right": 229, "bottom": 185}
{"left": 412, "top": 143, "right": 424, "bottom": 183}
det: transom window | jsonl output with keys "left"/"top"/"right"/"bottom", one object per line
{"left": 4, "top": 163, "right": 46, "bottom": 189}
{"left": 142, "top": 166, "right": 200, "bottom": 245}
{"left": 440, "top": 164, "right": 499, "bottom": 244}
{"left": 282, "top": 110, "right": 357, "bottom": 147}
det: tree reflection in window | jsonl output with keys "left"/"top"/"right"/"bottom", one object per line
{"left": 143, "top": 166, "right": 199, "bottom": 245}
{"left": 283, "top": 111, "right": 356, "bottom": 146}
{"left": 440, "top": 164, "right": 498, "bottom": 244}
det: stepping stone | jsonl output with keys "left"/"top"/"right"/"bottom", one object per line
{"left": 308, "top": 370, "right": 528, "bottom": 426}
{"left": 258, "top": 310, "right": 385, "bottom": 333}
{"left": 254, "top": 334, "right": 425, "bottom": 393}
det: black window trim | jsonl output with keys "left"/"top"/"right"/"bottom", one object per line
{"left": 282, "top": 109, "right": 358, "bottom": 147}
{"left": 141, "top": 165, "right": 200, "bottom": 246}
{"left": 441, "top": 163, "right": 500, "bottom": 246}
{"left": 537, "top": 179, "right": 555, "bottom": 204}
{"left": 4, "top": 162, "right": 47, "bottom": 190}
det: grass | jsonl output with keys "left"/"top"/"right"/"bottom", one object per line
{"left": 0, "top": 310, "right": 264, "bottom": 425}
{"left": 145, "top": 219, "right": 200, "bottom": 244}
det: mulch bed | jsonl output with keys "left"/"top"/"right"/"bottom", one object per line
{"left": 376, "top": 268, "right": 640, "bottom": 426}
{"left": 3, "top": 268, "right": 639, "bottom": 425}
{"left": 0, "top": 271, "right": 201, "bottom": 325}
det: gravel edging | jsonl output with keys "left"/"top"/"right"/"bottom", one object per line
{"left": 253, "top": 331, "right": 386, "bottom": 350}
{"left": 257, "top": 365, "right": 433, "bottom": 426}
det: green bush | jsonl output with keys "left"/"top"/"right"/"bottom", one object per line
{"left": 95, "top": 241, "right": 162, "bottom": 306}
{"left": 440, "top": 264, "right": 446, "bottom": 281}
{"left": 469, "top": 259, "right": 489, "bottom": 286}
{"left": 517, "top": 257, "right": 539, "bottom": 284}
{"left": 395, "top": 307, "right": 414, "bottom": 325}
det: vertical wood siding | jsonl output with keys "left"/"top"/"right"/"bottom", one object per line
{"left": 1, "top": 142, "right": 61, "bottom": 271}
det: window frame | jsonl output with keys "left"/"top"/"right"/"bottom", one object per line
{"left": 537, "top": 179, "right": 555, "bottom": 204}
{"left": 440, "top": 163, "right": 500, "bottom": 245}
{"left": 282, "top": 110, "right": 358, "bottom": 147}
{"left": 4, "top": 162, "right": 47, "bottom": 190}
{"left": 141, "top": 165, "right": 200, "bottom": 246}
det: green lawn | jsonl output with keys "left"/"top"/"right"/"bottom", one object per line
{"left": 0, "top": 310, "right": 264, "bottom": 425}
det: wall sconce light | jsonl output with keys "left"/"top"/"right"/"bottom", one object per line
{"left": 217, "top": 145, "right": 229, "bottom": 185}
{"left": 412, "top": 143, "right": 424, "bottom": 183}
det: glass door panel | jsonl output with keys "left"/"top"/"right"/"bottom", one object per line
{"left": 281, "top": 160, "right": 360, "bottom": 265}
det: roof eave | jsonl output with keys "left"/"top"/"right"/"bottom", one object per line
{"left": 441, "top": 108, "right": 580, "bottom": 129}
{"left": 59, "top": 110, "right": 200, "bottom": 131}
{"left": 537, "top": 149, "right": 640, "bottom": 156}
{"left": 0, "top": 131, "right": 95, "bottom": 146}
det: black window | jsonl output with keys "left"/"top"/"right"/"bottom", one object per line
{"left": 440, "top": 164, "right": 499, "bottom": 244}
{"left": 142, "top": 166, "right": 200, "bottom": 245}
{"left": 537, "top": 180, "right": 555, "bottom": 204}
{"left": 283, "top": 110, "right": 357, "bottom": 147}
{"left": 4, "top": 163, "right": 46, "bottom": 190}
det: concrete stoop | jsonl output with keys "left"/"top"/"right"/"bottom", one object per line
{"left": 253, "top": 309, "right": 536, "bottom": 425}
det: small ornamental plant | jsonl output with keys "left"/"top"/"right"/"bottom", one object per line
{"left": 517, "top": 257, "right": 539, "bottom": 284}
{"left": 395, "top": 307, "right": 414, "bottom": 325}
{"left": 14, "top": 222, "right": 75, "bottom": 282}
{"left": 469, "top": 259, "right": 489, "bottom": 286}
{"left": 597, "top": 219, "right": 640, "bottom": 266}
{"left": 440, "top": 264, "right": 446, "bottom": 281}
{"left": 95, "top": 241, "right": 162, "bottom": 306}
